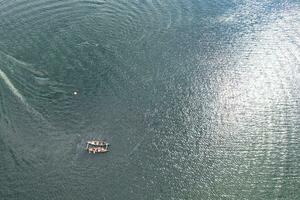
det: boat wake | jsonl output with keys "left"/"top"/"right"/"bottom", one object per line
{"left": 0, "top": 68, "right": 25, "bottom": 103}
{"left": 0, "top": 67, "right": 54, "bottom": 128}
{"left": 0, "top": 51, "right": 58, "bottom": 129}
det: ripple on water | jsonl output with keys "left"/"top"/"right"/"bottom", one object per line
{"left": 0, "top": 0, "right": 299, "bottom": 199}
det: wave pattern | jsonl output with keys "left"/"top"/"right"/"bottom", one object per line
{"left": 0, "top": 0, "right": 299, "bottom": 199}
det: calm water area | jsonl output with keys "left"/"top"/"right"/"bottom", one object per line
{"left": 0, "top": 0, "right": 299, "bottom": 199}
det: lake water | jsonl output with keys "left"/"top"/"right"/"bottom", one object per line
{"left": 0, "top": 0, "right": 299, "bottom": 199}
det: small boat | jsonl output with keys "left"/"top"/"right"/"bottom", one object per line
{"left": 87, "top": 146, "right": 109, "bottom": 154}
{"left": 86, "top": 140, "right": 109, "bottom": 147}
{"left": 86, "top": 140, "right": 109, "bottom": 154}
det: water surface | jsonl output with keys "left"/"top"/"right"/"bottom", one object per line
{"left": 0, "top": 0, "right": 299, "bottom": 199}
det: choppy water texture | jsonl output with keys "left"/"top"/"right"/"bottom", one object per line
{"left": 0, "top": 0, "right": 299, "bottom": 199}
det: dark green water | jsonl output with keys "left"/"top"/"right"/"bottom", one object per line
{"left": 0, "top": 0, "right": 300, "bottom": 199}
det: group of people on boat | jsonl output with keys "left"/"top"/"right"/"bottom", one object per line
{"left": 86, "top": 140, "right": 109, "bottom": 154}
